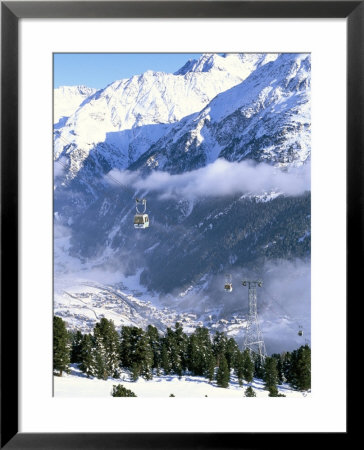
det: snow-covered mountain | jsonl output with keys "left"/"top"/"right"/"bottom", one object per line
{"left": 132, "top": 53, "right": 310, "bottom": 174}
{"left": 54, "top": 53, "right": 278, "bottom": 178}
{"left": 53, "top": 53, "right": 311, "bottom": 352}
{"left": 175, "top": 52, "right": 277, "bottom": 76}
{"left": 54, "top": 85, "right": 97, "bottom": 126}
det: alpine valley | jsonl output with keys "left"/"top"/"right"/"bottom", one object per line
{"left": 54, "top": 53, "right": 311, "bottom": 354}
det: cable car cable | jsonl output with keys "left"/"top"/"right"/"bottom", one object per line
{"left": 54, "top": 131, "right": 150, "bottom": 229}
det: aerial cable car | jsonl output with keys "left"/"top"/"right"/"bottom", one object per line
{"left": 224, "top": 274, "right": 233, "bottom": 292}
{"left": 298, "top": 325, "right": 303, "bottom": 337}
{"left": 134, "top": 198, "right": 149, "bottom": 229}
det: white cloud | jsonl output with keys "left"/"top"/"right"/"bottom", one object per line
{"left": 107, "top": 159, "right": 310, "bottom": 199}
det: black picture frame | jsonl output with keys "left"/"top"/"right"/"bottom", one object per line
{"left": 1, "top": 1, "right": 359, "bottom": 448}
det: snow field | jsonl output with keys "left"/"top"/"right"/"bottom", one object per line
{"left": 54, "top": 365, "right": 309, "bottom": 398}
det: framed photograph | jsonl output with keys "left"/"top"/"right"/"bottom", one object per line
{"left": 1, "top": 1, "right": 358, "bottom": 448}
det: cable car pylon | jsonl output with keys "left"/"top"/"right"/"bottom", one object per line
{"left": 242, "top": 280, "right": 267, "bottom": 362}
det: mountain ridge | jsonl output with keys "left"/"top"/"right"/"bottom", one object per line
{"left": 130, "top": 53, "right": 310, "bottom": 174}
{"left": 53, "top": 53, "right": 279, "bottom": 176}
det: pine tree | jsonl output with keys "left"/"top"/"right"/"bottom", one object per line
{"left": 234, "top": 350, "right": 245, "bottom": 387}
{"left": 288, "top": 345, "right": 311, "bottom": 391}
{"left": 131, "top": 363, "right": 141, "bottom": 382}
{"left": 79, "top": 333, "right": 95, "bottom": 377}
{"left": 263, "top": 357, "right": 279, "bottom": 394}
{"left": 93, "top": 321, "right": 110, "bottom": 380}
{"left": 120, "top": 326, "right": 133, "bottom": 369}
{"left": 268, "top": 385, "right": 279, "bottom": 397}
{"left": 122, "top": 327, "right": 154, "bottom": 381}
{"left": 70, "top": 330, "right": 83, "bottom": 364}
{"left": 171, "top": 322, "right": 188, "bottom": 376}
{"left": 146, "top": 325, "right": 161, "bottom": 374}
{"left": 225, "top": 338, "right": 239, "bottom": 371}
{"left": 161, "top": 341, "right": 172, "bottom": 375}
{"left": 206, "top": 353, "right": 216, "bottom": 383}
{"left": 134, "top": 330, "right": 154, "bottom": 380}
{"left": 111, "top": 384, "right": 137, "bottom": 397}
{"left": 282, "top": 351, "right": 292, "bottom": 384}
{"left": 53, "top": 316, "right": 71, "bottom": 376}
{"left": 187, "top": 327, "right": 213, "bottom": 377}
{"left": 267, "top": 385, "right": 286, "bottom": 397}
{"left": 253, "top": 353, "right": 265, "bottom": 379}
{"left": 162, "top": 323, "right": 188, "bottom": 377}
{"left": 161, "top": 328, "right": 175, "bottom": 375}
{"left": 272, "top": 353, "right": 285, "bottom": 384}
{"left": 93, "top": 340, "right": 108, "bottom": 380}
{"left": 187, "top": 333, "right": 199, "bottom": 375}
{"left": 297, "top": 345, "right": 311, "bottom": 391}
{"left": 244, "top": 386, "right": 256, "bottom": 397}
{"left": 216, "top": 355, "right": 230, "bottom": 388}
{"left": 212, "top": 331, "right": 228, "bottom": 367}
{"left": 94, "top": 318, "right": 120, "bottom": 378}
{"left": 242, "top": 349, "right": 254, "bottom": 383}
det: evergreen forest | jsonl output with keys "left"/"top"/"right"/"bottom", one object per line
{"left": 54, "top": 316, "right": 311, "bottom": 396}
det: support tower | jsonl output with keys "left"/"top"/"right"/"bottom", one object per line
{"left": 242, "top": 280, "right": 267, "bottom": 361}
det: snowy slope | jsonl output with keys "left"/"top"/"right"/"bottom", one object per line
{"left": 54, "top": 364, "right": 310, "bottom": 398}
{"left": 54, "top": 276, "right": 205, "bottom": 334}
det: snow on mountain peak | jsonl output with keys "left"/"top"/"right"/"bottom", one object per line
{"left": 54, "top": 53, "right": 268, "bottom": 174}
{"left": 131, "top": 53, "right": 310, "bottom": 173}
{"left": 174, "top": 58, "right": 199, "bottom": 75}
{"left": 54, "top": 85, "right": 97, "bottom": 124}
{"left": 56, "top": 85, "right": 96, "bottom": 96}
{"left": 175, "top": 53, "right": 278, "bottom": 77}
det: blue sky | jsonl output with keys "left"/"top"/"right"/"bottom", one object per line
{"left": 53, "top": 53, "right": 202, "bottom": 89}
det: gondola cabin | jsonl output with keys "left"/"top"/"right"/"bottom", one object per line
{"left": 224, "top": 283, "right": 233, "bottom": 292}
{"left": 298, "top": 329, "right": 303, "bottom": 337}
{"left": 134, "top": 214, "right": 149, "bottom": 229}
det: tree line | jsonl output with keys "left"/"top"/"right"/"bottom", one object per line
{"left": 54, "top": 316, "right": 311, "bottom": 395}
